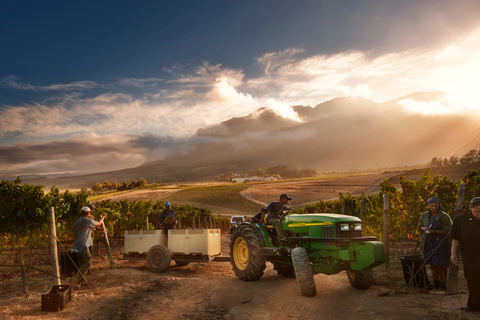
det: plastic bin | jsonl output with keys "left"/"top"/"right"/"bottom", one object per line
{"left": 41, "top": 285, "right": 71, "bottom": 311}
{"left": 125, "top": 230, "right": 167, "bottom": 254}
{"left": 168, "top": 229, "right": 221, "bottom": 255}
{"left": 400, "top": 255, "right": 430, "bottom": 288}
{"left": 60, "top": 251, "right": 78, "bottom": 278}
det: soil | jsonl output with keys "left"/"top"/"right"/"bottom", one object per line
{"left": 0, "top": 235, "right": 478, "bottom": 320}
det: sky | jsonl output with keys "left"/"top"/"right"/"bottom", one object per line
{"left": 1, "top": 0, "right": 480, "bottom": 177}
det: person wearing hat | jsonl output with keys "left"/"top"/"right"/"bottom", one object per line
{"left": 451, "top": 197, "right": 480, "bottom": 312}
{"left": 86, "top": 203, "right": 104, "bottom": 233}
{"left": 265, "top": 194, "right": 292, "bottom": 241}
{"left": 159, "top": 201, "right": 177, "bottom": 235}
{"left": 72, "top": 206, "right": 107, "bottom": 288}
{"left": 417, "top": 197, "right": 452, "bottom": 290}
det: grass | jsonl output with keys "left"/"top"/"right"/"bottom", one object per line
{"left": 88, "top": 190, "right": 133, "bottom": 201}
{"left": 166, "top": 185, "right": 261, "bottom": 215}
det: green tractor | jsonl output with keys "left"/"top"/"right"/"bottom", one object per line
{"left": 230, "top": 210, "right": 385, "bottom": 296}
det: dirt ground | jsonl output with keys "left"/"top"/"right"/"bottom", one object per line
{"left": 1, "top": 234, "right": 479, "bottom": 320}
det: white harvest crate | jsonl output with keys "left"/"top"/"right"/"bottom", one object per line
{"left": 124, "top": 229, "right": 221, "bottom": 256}
{"left": 124, "top": 229, "right": 166, "bottom": 254}
{"left": 168, "top": 229, "right": 221, "bottom": 255}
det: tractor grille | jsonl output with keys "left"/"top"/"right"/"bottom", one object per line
{"left": 321, "top": 225, "right": 362, "bottom": 247}
{"left": 322, "top": 227, "right": 335, "bottom": 247}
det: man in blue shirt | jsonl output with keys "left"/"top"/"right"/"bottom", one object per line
{"left": 159, "top": 201, "right": 177, "bottom": 234}
{"left": 72, "top": 206, "right": 107, "bottom": 288}
{"left": 266, "top": 194, "right": 292, "bottom": 241}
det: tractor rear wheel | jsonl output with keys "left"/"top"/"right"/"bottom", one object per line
{"left": 291, "top": 247, "right": 316, "bottom": 297}
{"left": 273, "top": 262, "right": 296, "bottom": 278}
{"left": 347, "top": 268, "right": 373, "bottom": 289}
{"left": 146, "top": 245, "right": 171, "bottom": 273}
{"left": 230, "top": 224, "right": 266, "bottom": 281}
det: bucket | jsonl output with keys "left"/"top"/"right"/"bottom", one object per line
{"left": 60, "top": 251, "right": 78, "bottom": 278}
{"left": 400, "top": 255, "right": 430, "bottom": 288}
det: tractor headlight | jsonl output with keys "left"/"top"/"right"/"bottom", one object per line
{"left": 340, "top": 223, "right": 349, "bottom": 231}
{"left": 354, "top": 223, "right": 362, "bottom": 231}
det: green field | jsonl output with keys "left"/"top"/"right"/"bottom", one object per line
{"left": 166, "top": 185, "right": 262, "bottom": 215}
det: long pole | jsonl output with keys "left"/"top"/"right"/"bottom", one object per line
{"left": 102, "top": 222, "right": 115, "bottom": 269}
{"left": 48, "top": 207, "right": 61, "bottom": 285}
{"left": 447, "top": 183, "right": 466, "bottom": 295}
{"left": 21, "top": 247, "right": 27, "bottom": 294}
{"left": 383, "top": 194, "right": 390, "bottom": 269}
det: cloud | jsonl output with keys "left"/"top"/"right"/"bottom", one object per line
{"left": 247, "top": 27, "right": 480, "bottom": 108}
{"left": 2, "top": 27, "right": 480, "bottom": 176}
{"left": 1, "top": 76, "right": 98, "bottom": 91}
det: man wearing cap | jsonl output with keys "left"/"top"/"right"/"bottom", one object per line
{"left": 451, "top": 197, "right": 480, "bottom": 312}
{"left": 86, "top": 203, "right": 105, "bottom": 233}
{"left": 266, "top": 194, "right": 292, "bottom": 241}
{"left": 159, "top": 201, "right": 177, "bottom": 234}
{"left": 72, "top": 206, "right": 107, "bottom": 288}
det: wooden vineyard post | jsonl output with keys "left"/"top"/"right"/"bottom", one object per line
{"left": 21, "top": 247, "right": 27, "bottom": 294}
{"left": 447, "top": 183, "right": 466, "bottom": 295}
{"left": 383, "top": 194, "right": 390, "bottom": 269}
{"left": 48, "top": 207, "right": 61, "bottom": 285}
{"left": 102, "top": 221, "right": 115, "bottom": 269}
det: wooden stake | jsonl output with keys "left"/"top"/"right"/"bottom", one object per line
{"left": 21, "top": 247, "right": 27, "bottom": 294}
{"left": 48, "top": 207, "right": 61, "bottom": 285}
{"left": 102, "top": 222, "right": 115, "bottom": 269}
{"left": 383, "top": 194, "right": 390, "bottom": 269}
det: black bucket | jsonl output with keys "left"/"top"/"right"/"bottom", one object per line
{"left": 60, "top": 251, "right": 78, "bottom": 278}
{"left": 400, "top": 255, "right": 430, "bottom": 288}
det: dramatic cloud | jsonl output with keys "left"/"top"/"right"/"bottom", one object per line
{"left": 2, "top": 27, "right": 480, "bottom": 176}
{"left": 247, "top": 27, "right": 480, "bottom": 109}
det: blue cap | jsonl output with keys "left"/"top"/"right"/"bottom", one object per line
{"left": 165, "top": 201, "right": 171, "bottom": 207}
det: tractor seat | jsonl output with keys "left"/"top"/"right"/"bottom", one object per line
{"left": 264, "top": 216, "right": 275, "bottom": 229}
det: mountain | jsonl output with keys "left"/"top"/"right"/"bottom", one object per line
{"left": 24, "top": 92, "right": 480, "bottom": 188}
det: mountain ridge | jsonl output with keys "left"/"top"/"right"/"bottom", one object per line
{"left": 16, "top": 91, "right": 480, "bottom": 188}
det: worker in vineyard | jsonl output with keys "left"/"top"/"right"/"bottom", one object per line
{"left": 266, "top": 194, "right": 291, "bottom": 241}
{"left": 72, "top": 206, "right": 107, "bottom": 289}
{"left": 451, "top": 197, "right": 480, "bottom": 312}
{"left": 418, "top": 197, "right": 452, "bottom": 290}
{"left": 86, "top": 203, "right": 104, "bottom": 234}
{"left": 160, "top": 201, "right": 177, "bottom": 234}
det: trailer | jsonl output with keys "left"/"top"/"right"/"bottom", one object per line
{"left": 123, "top": 229, "right": 224, "bottom": 272}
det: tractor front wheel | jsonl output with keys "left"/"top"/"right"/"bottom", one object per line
{"left": 230, "top": 224, "right": 266, "bottom": 281}
{"left": 291, "top": 247, "right": 316, "bottom": 297}
{"left": 146, "top": 245, "right": 171, "bottom": 273}
{"left": 347, "top": 268, "right": 373, "bottom": 289}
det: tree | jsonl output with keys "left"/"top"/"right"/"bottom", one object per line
{"left": 460, "top": 149, "right": 477, "bottom": 164}
{"left": 92, "top": 183, "right": 103, "bottom": 192}
{"left": 449, "top": 155, "right": 459, "bottom": 166}
{"left": 430, "top": 157, "right": 441, "bottom": 167}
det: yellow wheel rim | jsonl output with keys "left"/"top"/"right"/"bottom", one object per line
{"left": 233, "top": 237, "right": 249, "bottom": 270}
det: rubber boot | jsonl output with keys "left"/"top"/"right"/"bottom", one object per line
{"left": 438, "top": 282, "right": 446, "bottom": 291}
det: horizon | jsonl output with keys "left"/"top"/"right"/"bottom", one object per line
{"left": 2, "top": 1, "right": 480, "bottom": 177}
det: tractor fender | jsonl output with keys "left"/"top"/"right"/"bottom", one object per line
{"left": 240, "top": 221, "right": 271, "bottom": 247}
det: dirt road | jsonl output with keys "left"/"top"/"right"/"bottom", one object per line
{"left": 1, "top": 235, "right": 477, "bottom": 320}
